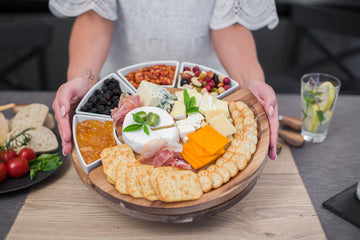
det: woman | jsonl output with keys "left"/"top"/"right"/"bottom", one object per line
{"left": 50, "top": 0, "right": 279, "bottom": 160}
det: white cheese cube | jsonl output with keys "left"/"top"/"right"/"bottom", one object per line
{"left": 170, "top": 101, "right": 186, "bottom": 120}
{"left": 176, "top": 122, "right": 195, "bottom": 143}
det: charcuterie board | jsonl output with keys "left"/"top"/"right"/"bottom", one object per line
{"left": 70, "top": 88, "right": 269, "bottom": 222}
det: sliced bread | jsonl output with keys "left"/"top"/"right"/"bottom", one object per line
{"left": 10, "top": 103, "right": 49, "bottom": 130}
{"left": 6, "top": 126, "right": 58, "bottom": 153}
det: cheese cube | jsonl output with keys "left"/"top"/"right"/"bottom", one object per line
{"left": 170, "top": 101, "right": 186, "bottom": 120}
{"left": 176, "top": 123, "right": 195, "bottom": 143}
{"left": 208, "top": 113, "right": 236, "bottom": 137}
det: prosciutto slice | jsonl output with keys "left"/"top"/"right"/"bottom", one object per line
{"left": 111, "top": 93, "right": 140, "bottom": 127}
{"left": 139, "top": 139, "right": 194, "bottom": 171}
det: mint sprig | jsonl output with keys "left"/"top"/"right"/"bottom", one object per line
{"left": 183, "top": 89, "right": 199, "bottom": 114}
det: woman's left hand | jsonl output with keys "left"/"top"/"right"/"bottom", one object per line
{"left": 244, "top": 79, "right": 279, "bottom": 160}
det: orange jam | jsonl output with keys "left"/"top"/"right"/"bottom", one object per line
{"left": 76, "top": 120, "right": 116, "bottom": 164}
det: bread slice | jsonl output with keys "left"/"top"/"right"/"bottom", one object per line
{"left": 0, "top": 113, "right": 9, "bottom": 146}
{"left": 156, "top": 170, "right": 203, "bottom": 202}
{"left": 10, "top": 103, "right": 48, "bottom": 130}
{"left": 6, "top": 126, "right": 58, "bottom": 153}
{"left": 101, "top": 144, "right": 138, "bottom": 185}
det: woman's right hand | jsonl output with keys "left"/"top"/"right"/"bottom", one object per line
{"left": 52, "top": 77, "right": 92, "bottom": 155}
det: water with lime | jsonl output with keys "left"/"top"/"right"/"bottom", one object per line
{"left": 300, "top": 73, "right": 341, "bottom": 143}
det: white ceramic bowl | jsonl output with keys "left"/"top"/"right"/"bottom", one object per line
{"left": 72, "top": 114, "right": 118, "bottom": 175}
{"left": 117, "top": 60, "right": 180, "bottom": 93}
{"left": 177, "top": 62, "right": 239, "bottom": 99}
{"left": 75, "top": 73, "right": 136, "bottom": 119}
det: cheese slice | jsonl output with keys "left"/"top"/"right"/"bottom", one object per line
{"left": 170, "top": 101, "right": 186, "bottom": 120}
{"left": 175, "top": 89, "right": 202, "bottom": 107}
{"left": 208, "top": 113, "right": 236, "bottom": 138}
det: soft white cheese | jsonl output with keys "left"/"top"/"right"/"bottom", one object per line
{"left": 122, "top": 106, "right": 179, "bottom": 153}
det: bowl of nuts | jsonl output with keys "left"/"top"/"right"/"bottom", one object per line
{"left": 76, "top": 73, "right": 136, "bottom": 118}
{"left": 117, "top": 60, "right": 179, "bottom": 93}
{"left": 177, "top": 62, "right": 239, "bottom": 99}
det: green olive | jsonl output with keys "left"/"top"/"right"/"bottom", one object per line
{"left": 146, "top": 112, "right": 160, "bottom": 126}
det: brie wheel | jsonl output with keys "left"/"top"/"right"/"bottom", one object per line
{"left": 122, "top": 106, "right": 179, "bottom": 153}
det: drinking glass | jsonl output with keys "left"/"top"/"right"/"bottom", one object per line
{"left": 300, "top": 73, "right": 341, "bottom": 143}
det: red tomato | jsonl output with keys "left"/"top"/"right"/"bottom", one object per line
{"left": 7, "top": 157, "right": 29, "bottom": 178}
{"left": 18, "top": 148, "right": 36, "bottom": 162}
{"left": 0, "top": 150, "right": 18, "bottom": 164}
{"left": 0, "top": 162, "right": 7, "bottom": 183}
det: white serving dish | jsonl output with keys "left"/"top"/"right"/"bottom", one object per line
{"left": 117, "top": 60, "right": 180, "bottom": 93}
{"left": 75, "top": 73, "right": 136, "bottom": 119}
{"left": 72, "top": 114, "right": 118, "bottom": 175}
{"left": 177, "top": 62, "right": 239, "bottom": 99}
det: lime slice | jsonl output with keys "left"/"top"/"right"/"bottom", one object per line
{"left": 304, "top": 105, "right": 319, "bottom": 132}
{"left": 318, "top": 81, "right": 335, "bottom": 112}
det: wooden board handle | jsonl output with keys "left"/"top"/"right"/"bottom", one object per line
{"left": 278, "top": 128, "right": 304, "bottom": 148}
{"left": 279, "top": 116, "right": 302, "bottom": 131}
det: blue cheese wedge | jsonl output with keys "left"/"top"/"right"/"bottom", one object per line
{"left": 122, "top": 106, "right": 179, "bottom": 153}
{"left": 136, "top": 81, "right": 175, "bottom": 112}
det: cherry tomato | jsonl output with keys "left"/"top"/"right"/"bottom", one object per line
{"left": 7, "top": 157, "right": 29, "bottom": 178}
{"left": 18, "top": 148, "right": 36, "bottom": 162}
{"left": 0, "top": 150, "right": 18, "bottom": 164}
{"left": 0, "top": 162, "right": 7, "bottom": 183}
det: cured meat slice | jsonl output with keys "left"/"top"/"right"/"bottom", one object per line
{"left": 111, "top": 93, "right": 140, "bottom": 127}
{"left": 139, "top": 139, "right": 193, "bottom": 171}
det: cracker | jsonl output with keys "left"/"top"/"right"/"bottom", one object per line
{"left": 126, "top": 165, "right": 144, "bottom": 199}
{"left": 215, "top": 167, "right": 231, "bottom": 183}
{"left": 156, "top": 170, "right": 203, "bottom": 202}
{"left": 101, "top": 144, "right": 137, "bottom": 185}
{"left": 197, "top": 169, "right": 209, "bottom": 176}
{"left": 208, "top": 171, "right": 224, "bottom": 189}
{"left": 115, "top": 163, "right": 135, "bottom": 194}
{"left": 216, "top": 157, "right": 228, "bottom": 167}
{"left": 138, "top": 166, "right": 158, "bottom": 201}
{"left": 206, "top": 164, "right": 218, "bottom": 172}
{"left": 221, "top": 160, "right": 238, "bottom": 177}
{"left": 198, "top": 175, "right": 212, "bottom": 193}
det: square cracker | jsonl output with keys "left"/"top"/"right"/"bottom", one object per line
{"left": 138, "top": 166, "right": 159, "bottom": 201}
{"left": 101, "top": 144, "right": 137, "bottom": 185}
{"left": 115, "top": 163, "right": 136, "bottom": 194}
{"left": 156, "top": 170, "right": 203, "bottom": 202}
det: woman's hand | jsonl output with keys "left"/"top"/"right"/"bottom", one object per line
{"left": 52, "top": 77, "right": 92, "bottom": 155}
{"left": 245, "top": 79, "right": 279, "bottom": 160}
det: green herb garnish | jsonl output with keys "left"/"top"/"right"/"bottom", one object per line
{"left": 0, "top": 128, "right": 31, "bottom": 155}
{"left": 123, "top": 111, "right": 160, "bottom": 136}
{"left": 183, "top": 89, "right": 199, "bottom": 114}
{"left": 28, "top": 153, "right": 63, "bottom": 180}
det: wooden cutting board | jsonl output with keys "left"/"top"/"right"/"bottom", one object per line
{"left": 71, "top": 88, "right": 270, "bottom": 222}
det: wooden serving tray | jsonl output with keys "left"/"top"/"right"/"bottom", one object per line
{"left": 71, "top": 88, "right": 270, "bottom": 222}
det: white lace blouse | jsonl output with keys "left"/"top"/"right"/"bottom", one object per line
{"left": 49, "top": 0, "right": 279, "bottom": 79}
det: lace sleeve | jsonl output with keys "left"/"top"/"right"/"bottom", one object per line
{"left": 210, "top": 0, "right": 279, "bottom": 30}
{"left": 49, "top": 0, "right": 118, "bottom": 21}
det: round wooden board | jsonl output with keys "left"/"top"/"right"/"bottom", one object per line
{"left": 71, "top": 88, "right": 270, "bottom": 222}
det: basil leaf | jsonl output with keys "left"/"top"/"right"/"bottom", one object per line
{"left": 123, "top": 123, "right": 144, "bottom": 132}
{"left": 187, "top": 106, "right": 199, "bottom": 114}
{"left": 133, "top": 113, "right": 145, "bottom": 123}
{"left": 189, "top": 96, "right": 196, "bottom": 107}
{"left": 183, "top": 89, "right": 190, "bottom": 109}
{"left": 28, "top": 153, "right": 63, "bottom": 180}
{"left": 143, "top": 124, "right": 149, "bottom": 136}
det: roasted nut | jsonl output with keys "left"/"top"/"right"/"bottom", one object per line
{"left": 180, "top": 71, "right": 195, "bottom": 80}
{"left": 218, "top": 87, "right": 225, "bottom": 94}
{"left": 191, "top": 77, "right": 202, "bottom": 87}
{"left": 182, "top": 84, "right": 193, "bottom": 89}
{"left": 218, "top": 74, "right": 226, "bottom": 83}
{"left": 207, "top": 70, "right": 214, "bottom": 78}
{"left": 217, "top": 82, "right": 224, "bottom": 87}
{"left": 200, "top": 88, "right": 208, "bottom": 95}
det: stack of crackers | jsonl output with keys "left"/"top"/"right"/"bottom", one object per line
{"left": 101, "top": 144, "right": 203, "bottom": 202}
